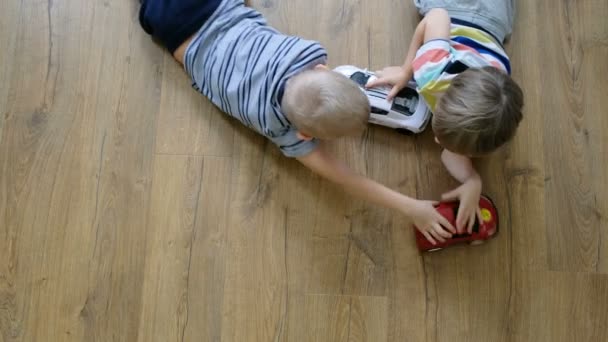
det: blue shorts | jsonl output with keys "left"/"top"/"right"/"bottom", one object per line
{"left": 139, "top": 0, "right": 221, "bottom": 53}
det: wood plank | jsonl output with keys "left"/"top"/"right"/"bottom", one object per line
{"left": 385, "top": 222, "right": 427, "bottom": 342}
{"left": 136, "top": 155, "right": 204, "bottom": 342}
{"left": 0, "top": 1, "right": 165, "bottom": 341}
{"left": 154, "top": 54, "right": 236, "bottom": 157}
{"left": 4, "top": 0, "right": 50, "bottom": 115}
{"left": 68, "top": 1, "right": 165, "bottom": 340}
{"left": 136, "top": 155, "right": 233, "bottom": 342}
{"left": 183, "top": 156, "right": 232, "bottom": 342}
{"left": 500, "top": 0, "right": 548, "bottom": 273}
{"left": 286, "top": 294, "right": 388, "bottom": 342}
{"left": 219, "top": 131, "right": 305, "bottom": 342}
{"left": 423, "top": 262, "right": 511, "bottom": 341}
{"left": 0, "top": 0, "right": 21, "bottom": 145}
{"left": 575, "top": 0, "right": 608, "bottom": 273}
{"left": 540, "top": 0, "right": 608, "bottom": 273}
{"left": 0, "top": 1, "right": 102, "bottom": 341}
{"left": 508, "top": 271, "right": 608, "bottom": 341}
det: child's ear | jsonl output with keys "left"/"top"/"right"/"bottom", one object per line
{"left": 297, "top": 131, "right": 314, "bottom": 141}
{"left": 314, "top": 64, "right": 329, "bottom": 71}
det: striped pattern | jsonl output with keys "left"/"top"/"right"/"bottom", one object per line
{"left": 184, "top": 0, "right": 327, "bottom": 157}
{"left": 413, "top": 22, "right": 510, "bottom": 111}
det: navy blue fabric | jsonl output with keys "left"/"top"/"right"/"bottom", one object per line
{"left": 451, "top": 36, "right": 512, "bottom": 74}
{"left": 139, "top": 0, "right": 221, "bottom": 53}
{"left": 451, "top": 18, "right": 503, "bottom": 46}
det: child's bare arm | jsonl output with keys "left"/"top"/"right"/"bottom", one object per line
{"left": 420, "top": 8, "right": 451, "bottom": 42}
{"left": 297, "top": 146, "right": 455, "bottom": 244}
{"left": 403, "top": 8, "right": 451, "bottom": 79}
{"left": 440, "top": 149, "right": 478, "bottom": 182}
{"left": 367, "top": 8, "right": 451, "bottom": 100}
{"left": 440, "top": 149, "right": 483, "bottom": 234}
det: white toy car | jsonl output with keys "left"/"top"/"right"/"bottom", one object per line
{"left": 334, "top": 65, "right": 431, "bottom": 134}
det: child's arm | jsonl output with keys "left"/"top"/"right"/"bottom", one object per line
{"left": 439, "top": 149, "right": 483, "bottom": 234}
{"left": 367, "top": 8, "right": 451, "bottom": 100}
{"left": 297, "top": 146, "right": 455, "bottom": 244}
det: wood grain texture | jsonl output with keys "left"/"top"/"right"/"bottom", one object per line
{"left": 541, "top": 0, "right": 608, "bottom": 273}
{"left": 1, "top": 0, "right": 607, "bottom": 341}
{"left": 1, "top": 1, "right": 163, "bottom": 341}
{"left": 137, "top": 155, "right": 204, "bottom": 342}
{"left": 137, "top": 155, "right": 231, "bottom": 342}
{"left": 155, "top": 54, "right": 236, "bottom": 157}
{"left": 286, "top": 294, "right": 388, "bottom": 342}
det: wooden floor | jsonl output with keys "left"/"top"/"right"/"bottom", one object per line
{"left": 1, "top": 0, "right": 607, "bottom": 341}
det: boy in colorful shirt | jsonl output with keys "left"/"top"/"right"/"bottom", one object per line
{"left": 369, "top": 0, "right": 523, "bottom": 242}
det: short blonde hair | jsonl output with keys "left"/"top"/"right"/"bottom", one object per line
{"left": 282, "top": 69, "right": 370, "bottom": 139}
{"left": 433, "top": 67, "right": 524, "bottom": 156}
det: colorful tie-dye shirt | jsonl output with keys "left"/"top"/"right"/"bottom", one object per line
{"left": 412, "top": 21, "right": 511, "bottom": 111}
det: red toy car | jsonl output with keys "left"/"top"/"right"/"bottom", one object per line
{"left": 415, "top": 195, "right": 499, "bottom": 252}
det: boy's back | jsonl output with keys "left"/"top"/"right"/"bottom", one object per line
{"left": 414, "top": 0, "right": 515, "bottom": 43}
{"left": 412, "top": 19, "right": 511, "bottom": 110}
{"left": 183, "top": 0, "right": 328, "bottom": 157}
{"left": 411, "top": 0, "right": 515, "bottom": 104}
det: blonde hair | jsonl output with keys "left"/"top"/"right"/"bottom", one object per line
{"left": 433, "top": 66, "right": 524, "bottom": 156}
{"left": 282, "top": 69, "right": 370, "bottom": 139}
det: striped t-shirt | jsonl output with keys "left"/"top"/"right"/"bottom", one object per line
{"left": 412, "top": 20, "right": 511, "bottom": 111}
{"left": 184, "top": 0, "right": 328, "bottom": 157}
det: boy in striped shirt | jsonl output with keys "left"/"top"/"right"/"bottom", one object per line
{"left": 139, "top": 0, "right": 458, "bottom": 240}
{"left": 369, "top": 1, "right": 523, "bottom": 243}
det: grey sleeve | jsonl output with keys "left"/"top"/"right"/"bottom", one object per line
{"left": 269, "top": 128, "right": 319, "bottom": 158}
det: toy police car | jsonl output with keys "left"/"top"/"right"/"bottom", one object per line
{"left": 334, "top": 65, "right": 431, "bottom": 134}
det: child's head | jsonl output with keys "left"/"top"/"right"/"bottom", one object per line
{"left": 432, "top": 66, "right": 524, "bottom": 156}
{"left": 282, "top": 67, "right": 370, "bottom": 140}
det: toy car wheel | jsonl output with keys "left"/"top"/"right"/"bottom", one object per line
{"left": 469, "top": 240, "right": 485, "bottom": 246}
{"left": 395, "top": 128, "right": 414, "bottom": 136}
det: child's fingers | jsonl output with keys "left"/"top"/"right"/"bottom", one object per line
{"left": 476, "top": 207, "right": 483, "bottom": 224}
{"left": 467, "top": 211, "right": 475, "bottom": 234}
{"left": 438, "top": 214, "right": 456, "bottom": 234}
{"left": 441, "top": 188, "right": 460, "bottom": 201}
{"left": 434, "top": 223, "right": 452, "bottom": 239}
{"left": 430, "top": 229, "right": 446, "bottom": 243}
{"left": 365, "top": 78, "right": 390, "bottom": 88}
{"left": 387, "top": 86, "right": 402, "bottom": 101}
{"left": 422, "top": 231, "right": 437, "bottom": 245}
{"left": 455, "top": 210, "right": 467, "bottom": 233}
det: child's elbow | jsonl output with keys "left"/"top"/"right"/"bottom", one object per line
{"left": 426, "top": 8, "right": 449, "bottom": 19}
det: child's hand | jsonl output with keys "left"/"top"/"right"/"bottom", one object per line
{"left": 409, "top": 199, "right": 456, "bottom": 245}
{"left": 441, "top": 178, "right": 483, "bottom": 234}
{"left": 366, "top": 66, "right": 410, "bottom": 101}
